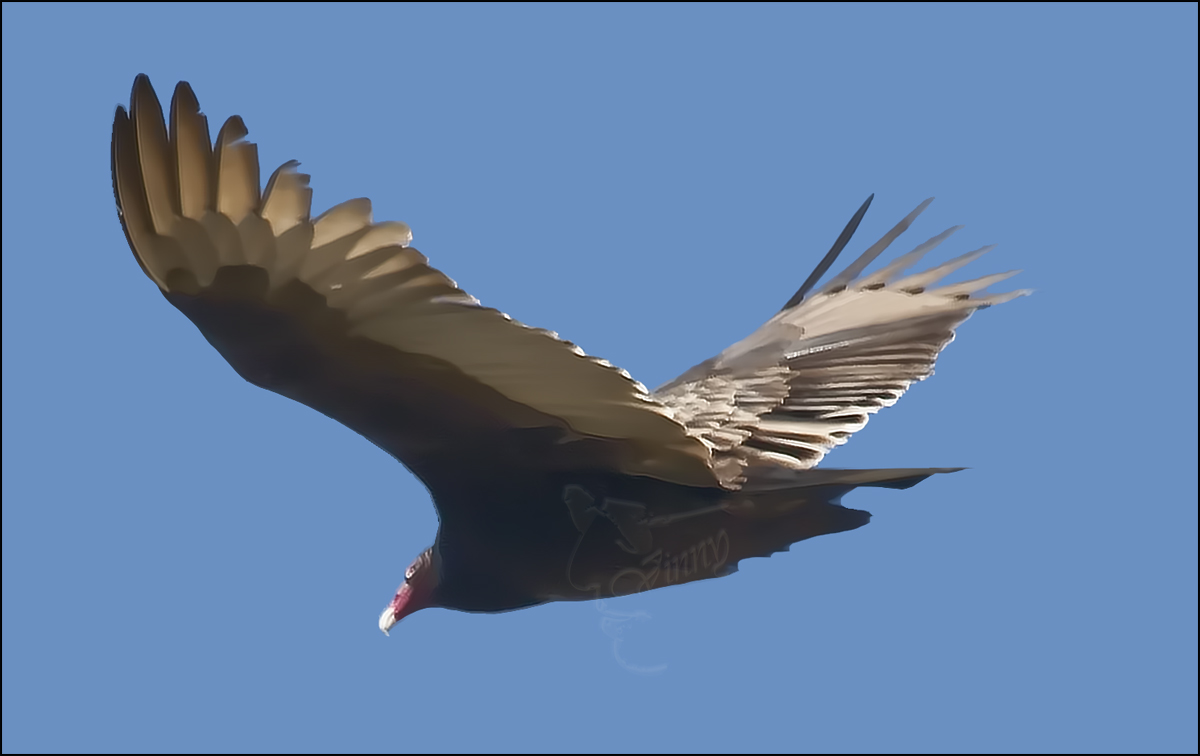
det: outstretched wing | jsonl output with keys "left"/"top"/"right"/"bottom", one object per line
{"left": 655, "top": 197, "right": 1028, "bottom": 486}
{"left": 111, "top": 75, "right": 717, "bottom": 493}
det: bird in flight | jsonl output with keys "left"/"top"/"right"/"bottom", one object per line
{"left": 111, "top": 75, "right": 1027, "bottom": 635}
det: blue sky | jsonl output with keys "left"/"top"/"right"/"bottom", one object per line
{"left": 3, "top": 3, "right": 1196, "bottom": 753}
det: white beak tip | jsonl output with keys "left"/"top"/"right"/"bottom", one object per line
{"left": 379, "top": 606, "right": 397, "bottom": 636}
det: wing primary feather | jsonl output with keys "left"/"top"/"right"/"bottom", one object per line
{"left": 934, "top": 270, "right": 1022, "bottom": 298}
{"left": 858, "top": 225, "right": 963, "bottom": 288}
{"left": 261, "top": 160, "right": 313, "bottom": 236}
{"left": 213, "top": 115, "right": 260, "bottom": 224}
{"left": 892, "top": 245, "right": 995, "bottom": 292}
{"left": 780, "top": 194, "right": 874, "bottom": 311}
{"left": 131, "top": 74, "right": 179, "bottom": 234}
{"left": 112, "top": 104, "right": 162, "bottom": 287}
{"left": 819, "top": 197, "right": 934, "bottom": 295}
{"left": 112, "top": 77, "right": 193, "bottom": 290}
{"left": 169, "top": 81, "right": 212, "bottom": 220}
{"left": 972, "top": 288, "right": 1032, "bottom": 307}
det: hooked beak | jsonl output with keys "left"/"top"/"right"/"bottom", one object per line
{"left": 378, "top": 581, "right": 418, "bottom": 636}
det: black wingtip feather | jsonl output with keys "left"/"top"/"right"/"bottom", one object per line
{"left": 780, "top": 194, "right": 874, "bottom": 311}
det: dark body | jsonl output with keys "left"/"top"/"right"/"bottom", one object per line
{"left": 169, "top": 267, "right": 945, "bottom": 614}
{"left": 428, "top": 468, "right": 916, "bottom": 612}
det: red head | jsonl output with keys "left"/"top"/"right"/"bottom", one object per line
{"left": 378, "top": 547, "right": 438, "bottom": 635}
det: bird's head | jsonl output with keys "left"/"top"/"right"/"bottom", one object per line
{"left": 378, "top": 547, "right": 439, "bottom": 635}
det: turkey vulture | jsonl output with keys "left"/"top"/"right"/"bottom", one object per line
{"left": 110, "top": 75, "right": 1027, "bottom": 634}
